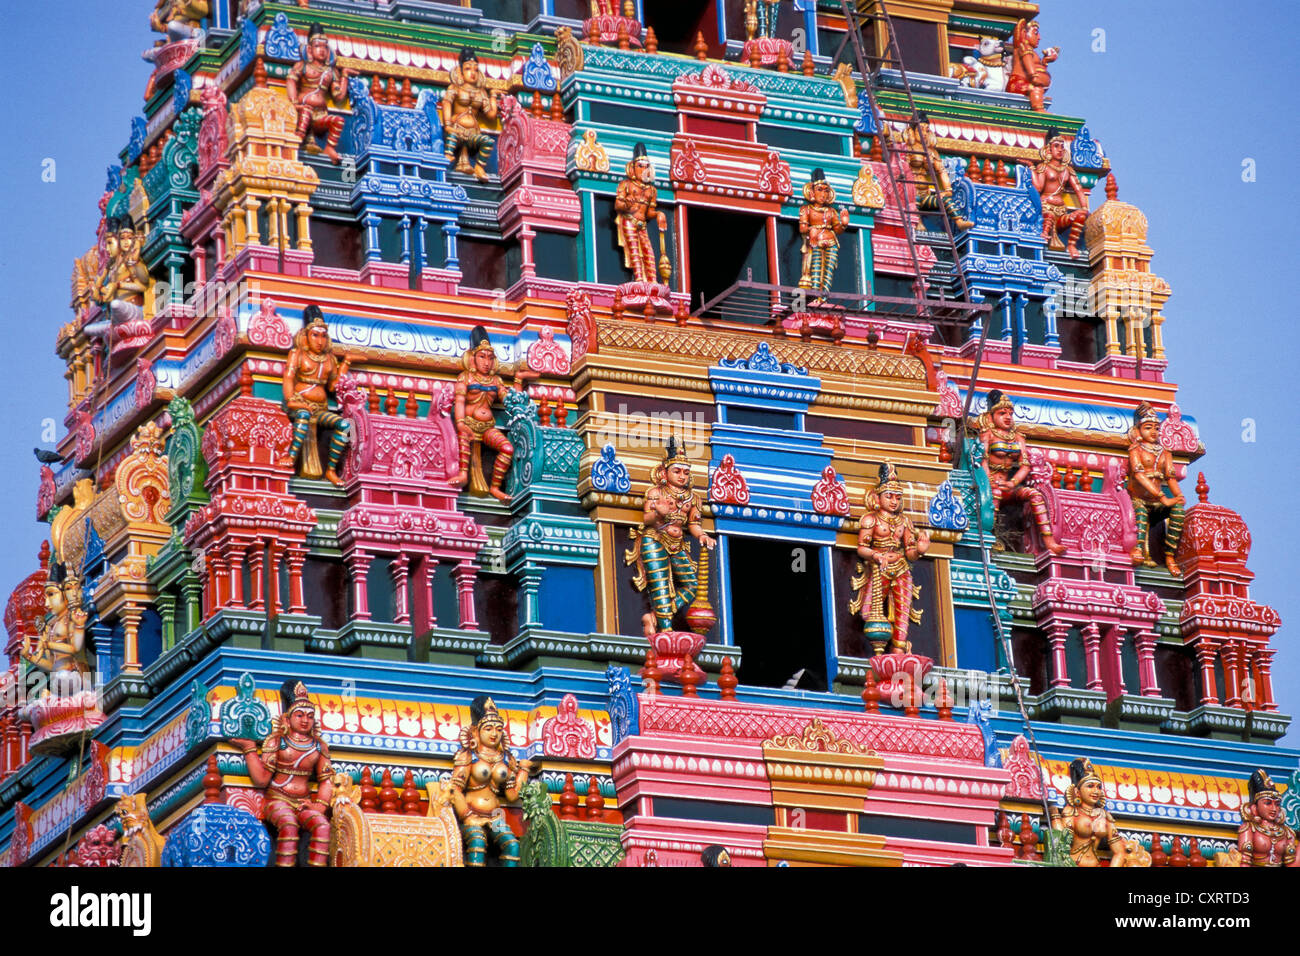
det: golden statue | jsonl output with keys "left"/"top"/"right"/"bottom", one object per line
{"left": 442, "top": 47, "right": 499, "bottom": 181}
{"left": 1126, "top": 402, "right": 1184, "bottom": 575}
{"left": 850, "top": 463, "right": 929, "bottom": 655}
{"left": 84, "top": 218, "right": 151, "bottom": 342}
{"left": 21, "top": 565, "right": 91, "bottom": 695}
{"left": 450, "top": 696, "right": 536, "bottom": 866}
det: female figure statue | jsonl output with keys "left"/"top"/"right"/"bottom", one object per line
{"left": 450, "top": 696, "right": 536, "bottom": 866}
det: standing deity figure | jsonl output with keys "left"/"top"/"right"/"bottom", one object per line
{"left": 230, "top": 680, "right": 335, "bottom": 867}
{"left": 143, "top": 1, "right": 208, "bottom": 60}
{"left": 744, "top": 0, "right": 783, "bottom": 39}
{"left": 1237, "top": 770, "right": 1298, "bottom": 867}
{"left": 451, "top": 696, "right": 536, "bottom": 867}
{"left": 282, "top": 305, "right": 358, "bottom": 487}
{"left": 453, "top": 326, "right": 537, "bottom": 501}
{"left": 903, "top": 116, "right": 973, "bottom": 230}
{"left": 21, "top": 564, "right": 91, "bottom": 697}
{"left": 1005, "top": 18, "right": 1057, "bottom": 112}
{"left": 974, "top": 389, "right": 1065, "bottom": 555}
{"left": 798, "top": 168, "right": 850, "bottom": 302}
{"left": 286, "top": 23, "right": 351, "bottom": 165}
{"left": 625, "top": 436, "right": 716, "bottom": 638}
{"left": 85, "top": 218, "right": 152, "bottom": 342}
{"left": 615, "top": 143, "right": 671, "bottom": 285}
{"left": 442, "top": 47, "right": 500, "bottom": 181}
{"left": 1049, "top": 757, "right": 1134, "bottom": 867}
{"left": 850, "top": 463, "right": 930, "bottom": 655}
{"left": 1126, "top": 402, "right": 1185, "bottom": 576}
{"left": 1030, "top": 128, "right": 1089, "bottom": 257}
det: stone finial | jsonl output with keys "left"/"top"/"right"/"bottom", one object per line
{"left": 1105, "top": 172, "right": 1118, "bottom": 201}
{"left": 239, "top": 364, "right": 254, "bottom": 397}
{"left": 379, "top": 768, "right": 399, "bottom": 813}
{"left": 862, "top": 670, "right": 880, "bottom": 713}
{"left": 360, "top": 767, "right": 378, "bottom": 811}
{"left": 801, "top": 51, "right": 815, "bottom": 76}
{"left": 558, "top": 773, "right": 580, "bottom": 819}
{"left": 1195, "top": 471, "right": 1209, "bottom": 503}
{"left": 777, "top": 47, "right": 790, "bottom": 73}
{"left": 644, "top": 27, "right": 658, "bottom": 55}
{"left": 694, "top": 31, "right": 708, "bottom": 61}
{"left": 585, "top": 776, "right": 604, "bottom": 820}
{"left": 679, "top": 654, "right": 701, "bottom": 697}
{"left": 401, "top": 772, "right": 422, "bottom": 815}
{"left": 616, "top": 21, "right": 630, "bottom": 51}
{"left": 550, "top": 93, "right": 564, "bottom": 121}
{"left": 38, "top": 540, "right": 50, "bottom": 570}
{"left": 254, "top": 57, "right": 268, "bottom": 88}
{"left": 717, "top": 656, "right": 737, "bottom": 701}
{"left": 1149, "top": 833, "right": 1166, "bottom": 867}
{"left": 384, "top": 389, "right": 399, "bottom": 416}
{"left": 203, "top": 753, "right": 223, "bottom": 804}
{"left": 749, "top": 44, "right": 762, "bottom": 68}
{"left": 403, "top": 392, "right": 418, "bottom": 418}
{"left": 639, "top": 647, "right": 661, "bottom": 695}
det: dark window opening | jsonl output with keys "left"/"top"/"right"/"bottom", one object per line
{"left": 730, "top": 537, "right": 827, "bottom": 690}
{"left": 304, "top": 557, "right": 348, "bottom": 630}
{"left": 804, "top": 414, "right": 911, "bottom": 446}
{"left": 777, "top": 219, "right": 858, "bottom": 295}
{"left": 474, "top": 574, "right": 519, "bottom": 645}
{"left": 858, "top": 814, "right": 979, "bottom": 845}
{"left": 651, "top": 797, "right": 775, "bottom": 827}
{"left": 552, "top": 0, "right": 586, "bottom": 20}
{"left": 1012, "top": 628, "right": 1050, "bottom": 696}
{"left": 533, "top": 230, "right": 579, "bottom": 282}
{"left": 1058, "top": 316, "right": 1103, "bottom": 364}
{"left": 587, "top": 103, "right": 677, "bottom": 133}
{"left": 726, "top": 407, "right": 798, "bottom": 430}
{"left": 310, "top": 219, "right": 366, "bottom": 272}
{"left": 366, "top": 557, "right": 396, "bottom": 624}
{"left": 888, "top": 18, "right": 943, "bottom": 76}
{"left": 759, "top": 124, "right": 847, "bottom": 157}
{"left": 473, "top": 0, "right": 523, "bottom": 20}
{"left": 1155, "top": 643, "right": 1197, "bottom": 711}
{"left": 690, "top": 207, "right": 768, "bottom": 315}
{"left": 645, "top": 0, "right": 720, "bottom": 57}
{"left": 1064, "top": 627, "right": 1087, "bottom": 690}
{"left": 458, "top": 236, "right": 521, "bottom": 291}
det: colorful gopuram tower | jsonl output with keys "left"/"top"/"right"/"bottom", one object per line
{"left": 1, "top": 0, "right": 1294, "bottom": 870}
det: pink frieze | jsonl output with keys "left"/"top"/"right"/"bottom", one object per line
{"left": 1158, "top": 402, "right": 1199, "bottom": 454}
{"left": 541, "top": 693, "right": 598, "bottom": 760}
{"left": 1036, "top": 452, "right": 1137, "bottom": 563}
{"left": 526, "top": 326, "right": 570, "bottom": 375}
{"left": 709, "top": 454, "right": 750, "bottom": 506}
{"left": 496, "top": 95, "right": 581, "bottom": 242}
{"left": 1001, "top": 735, "right": 1046, "bottom": 800}
{"left": 810, "top": 465, "right": 851, "bottom": 516}
{"left": 247, "top": 299, "right": 292, "bottom": 350}
{"left": 565, "top": 288, "right": 595, "bottom": 363}
{"left": 869, "top": 156, "right": 937, "bottom": 278}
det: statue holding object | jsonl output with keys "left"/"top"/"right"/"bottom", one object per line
{"left": 287, "top": 23, "right": 352, "bottom": 165}
{"left": 1126, "top": 402, "right": 1185, "bottom": 575}
{"left": 1030, "top": 128, "right": 1089, "bottom": 257}
{"left": 451, "top": 695, "right": 538, "bottom": 866}
{"left": 850, "top": 463, "right": 930, "bottom": 655}
{"left": 282, "top": 305, "right": 361, "bottom": 487}
{"left": 798, "top": 168, "right": 850, "bottom": 303}
{"left": 1237, "top": 770, "right": 1297, "bottom": 867}
{"left": 229, "top": 680, "right": 335, "bottom": 867}
{"left": 1006, "top": 18, "right": 1057, "bottom": 112}
{"left": 21, "top": 563, "right": 91, "bottom": 694}
{"left": 625, "top": 437, "right": 716, "bottom": 638}
{"left": 442, "top": 47, "right": 500, "bottom": 181}
{"left": 901, "top": 116, "right": 973, "bottom": 230}
{"left": 453, "top": 326, "right": 538, "bottom": 501}
{"left": 83, "top": 218, "right": 152, "bottom": 344}
{"left": 143, "top": 1, "right": 208, "bottom": 61}
{"left": 973, "top": 389, "right": 1065, "bottom": 555}
{"left": 615, "top": 143, "right": 672, "bottom": 286}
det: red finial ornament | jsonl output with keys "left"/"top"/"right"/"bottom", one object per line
{"left": 254, "top": 57, "right": 268, "bottom": 88}
{"left": 644, "top": 27, "right": 658, "bottom": 55}
{"left": 370, "top": 75, "right": 383, "bottom": 102}
{"left": 400, "top": 78, "right": 414, "bottom": 109}
{"left": 1105, "top": 172, "right": 1118, "bottom": 201}
{"left": 550, "top": 93, "right": 564, "bottom": 121}
{"left": 404, "top": 392, "right": 418, "bottom": 418}
{"left": 1169, "top": 836, "right": 1187, "bottom": 866}
{"left": 862, "top": 669, "right": 880, "bottom": 713}
{"left": 801, "top": 51, "right": 814, "bottom": 76}
{"left": 379, "top": 768, "right": 399, "bottom": 813}
{"left": 401, "top": 772, "right": 422, "bottom": 815}
{"left": 239, "top": 364, "right": 254, "bottom": 397}
{"left": 203, "top": 753, "right": 223, "bottom": 804}
{"left": 749, "top": 44, "right": 762, "bottom": 68}
{"left": 776, "top": 47, "right": 790, "bottom": 73}
{"left": 674, "top": 297, "right": 690, "bottom": 326}
{"left": 38, "top": 540, "right": 50, "bottom": 570}
{"left": 1195, "top": 471, "right": 1209, "bottom": 503}
{"left": 359, "top": 767, "right": 378, "bottom": 812}
{"left": 384, "top": 389, "right": 399, "bottom": 416}
{"left": 694, "top": 31, "right": 709, "bottom": 61}
{"left": 1149, "top": 833, "right": 1166, "bottom": 867}
{"left": 717, "top": 656, "right": 737, "bottom": 700}
{"left": 679, "top": 654, "right": 701, "bottom": 697}
{"left": 997, "top": 811, "right": 1013, "bottom": 848}
{"left": 639, "top": 647, "right": 661, "bottom": 694}
{"left": 612, "top": 288, "right": 624, "bottom": 321}
{"left": 935, "top": 678, "right": 953, "bottom": 721}
{"left": 558, "top": 773, "right": 580, "bottom": 819}
{"left": 1018, "top": 814, "right": 1040, "bottom": 861}
{"left": 585, "top": 776, "right": 604, "bottom": 820}
{"left": 616, "top": 22, "right": 630, "bottom": 51}
{"left": 1189, "top": 837, "right": 1206, "bottom": 867}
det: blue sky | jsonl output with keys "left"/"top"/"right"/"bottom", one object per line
{"left": 0, "top": 1, "right": 1295, "bottom": 731}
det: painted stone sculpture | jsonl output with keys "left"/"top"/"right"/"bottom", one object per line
{"left": 1237, "top": 770, "right": 1297, "bottom": 867}
{"left": 615, "top": 143, "right": 671, "bottom": 285}
{"left": 229, "top": 680, "right": 335, "bottom": 867}
{"left": 143, "top": 1, "right": 208, "bottom": 59}
{"left": 450, "top": 696, "right": 536, "bottom": 866}
{"left": 84, "top": 218, "right": 151, "bottom": 343}
{"left": 442, "top": 47, "right": 500, "bottom": 181}
{"left": 1049, "top": 757, "right": 1135, "bottom": 866}
{"left": 745, "top": 0, "right": 783, "bottom": 40}
{"left": 798, "top": 168, "right": 849, "bottom": 303}
{"left": 20, "top": 563, "right": 91, "bottom": 691}
{"left": 1006, "top": 18, "right": 1058, "bottom": 112}
{"left": 287, "top": 23, "right": 352, "bottom": 164}
{"left": 974, "top": 389, "right": 1065, "bottom": 555}
{"left": 905, "top": 115, "right": 973, "bottom": 230}
{"left": 850, "top": 463, "right": 930, "bottom": 655}
{"left": 453, "top": 326, "right": 537, "bottom": 501}
{"left": 1030, "top": 128, "right": 1088, "bottom": 257}
{"left": 625, "top": 436, "right": 716, "bottom": 637}
{"left": 1126, "top": 402, "right": 1185, "bottom": 575}
{"left": 282, "top": 305, "right": 357, "bottom": 487}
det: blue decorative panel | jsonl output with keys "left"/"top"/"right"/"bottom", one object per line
{"left": 127, "top": 116, "right": 148, "bottom": 164}
{"left": 590, "top": 444, "right": 631, "bottom": 494}
{"left": 607, "top": 665, "right": 639, "bottom": 745}
{"left": 523, "top": 43, "right": 556, "bottom": 91}
{"left": 172, "top": 69, "right": 192, "bottom": 116}
{"left": 238, "top": 16, "right": 258, "bottom": 71}
{"left": 1070, "top": 125, "right": 1105, "bottom": 171}
{"left": 162, "top": 803, "right": 272, "bottom": 867}
{"left": 539, "top": 567, "right": 597, "bottom": 634}
{"left": 927, "top": 480, "right": 968, "bottom": 531}
{"left": 718, "top": 341, "right": 807, "bottom": 376}
{"left": 219, "top": 673, "right": 273, "bottom": 741}
{"left": 965, "top": 700, "right": 1001, "bottom": 768}
{"left": 263, "top": 12, "right": 301, "bottom": 61}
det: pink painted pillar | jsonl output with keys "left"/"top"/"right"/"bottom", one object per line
{"left": 1103, "top": 625, "right": 1127, "bottom": 700}
{"left": 347, "top": 551, "right": 373, "bottom": 621}
{"left": 225, "top": 543, "right": 245, "bottom": 609}
{"left": 1220, "top": 642, "right": 1244, "bottom": 707}
{"left": 418, "top": 558, "right": 437, "bottom": 632}
{"left": 266, "top": 543, "right": 283, "bottom": 618}
{"left": 1253, "top": 647, "right": 1277, "bottom": 712}
{"left": 286, "top": 548, "right": 307, "bottom": 615}
{"left": 390, "top": 554, "right": 411, "bottom": 626}
{"left": 1194, "top": 638, "right": 1219, "bottom": 705}
{"left": 453, "top": 562, "right": 479, "bottom": 630}
{"left": 1134, "top": 630, "right": 1160, "bottom": 697}
{"left": 247, "top": 543, "right": 265, "bottom": 611}
{"left": 1046, "top": 623, "right": 1070, "bottom": 688}
{"left": 1081, "top": 623, "right": 1104, "bottom": 691}
{"left": 520, "top": 225, "right": 537, "bottom": 279}
{"left": 210, "top": 552, "right": 230, "bottom": 610}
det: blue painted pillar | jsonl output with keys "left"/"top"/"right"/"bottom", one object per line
{"left": 717, "top": 535, "right": 734, "bottom": 647}
{"left": 363, "top": 213, "right": 383, "bottom": 263}
{"left": 443, "top": 220, "right": 461, "bottom": 272}
{"left": 1043, "top": 292, "right": 1060, "bottom": 347}
{"left": 819, "top": 545, "right": 838, "bottom": 684}
{"left": 399, "top": 215, "right": 412, "bottom": 266}
{"left": 999, "top": 292, "right": 1013, "bottom": 344}
{"left": 1013, "top": 293, "right": 1028, "bottom": 345}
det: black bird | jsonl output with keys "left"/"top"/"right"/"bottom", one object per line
{"left": 33, "top": 448, "right": 62, "bottom": 465}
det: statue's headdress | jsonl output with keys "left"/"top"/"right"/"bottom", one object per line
{"left": 803, "top": 167, "right": 835, "bottom": 203}
{"left": 1068, "top": 757, "right": 1101, "bottom": 788}
{"left": 627, "top": 141, "right": 651, "bottom": 178}
{"left": 470, "top": 694, "right": 504, "bottom": 730}
{"left": 1247, "top": 769, "right": 1279, "bottom": 803}
{"left": 308, "top": 23, "right": 327, "bottom": 42}
{"left": 986, "top": 389, "right": 1015, "bottom": 414}
{"left": 463, "top": 325, "right": 497, "bottom": 371}
{"left": 280, "top": 679, "right": 315, "bottom": 717}
{"left": 1133, "top": 401, "right": 1160, "bottom": 428}
{"left": 303, "top": 303, "right": 327, "bottom": 330}
{"left": 700, "top": 845, "right": 731, "bottom": 867}
{"left": 47, "top": 560, "right": 67, "bottom": 586}
{"left": 873, "top": 461, "right": 903, "bottom": 495}
{"left": 459, "top": 46, "right": 478, "bottom": 66}
{"left": 662, "top": 435, "right": 690, "bottom": 468}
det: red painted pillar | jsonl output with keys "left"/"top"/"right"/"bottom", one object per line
{"left": 390, "top": 554, "right": 411, "bottom": 626}
{"left": 1194, "top": 638, "right": 1219, "bottom": 705}
{"left": 1134, "top": 630, "right": 1160, "bottom": 697}
{"left": 453, "top": 562, "right": 478, "bottom": 630}
{"left": 348, "top": 551, "right": 373, "bottom": 621}
{"left": 286, "top": 548, "right": 307, "bottom": 615}
{"left": 1081, "top": 622, "right": 1104, "bottom": 691}
{"left": 1046, "top": 623, "right": 1070, "bottom": 688}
